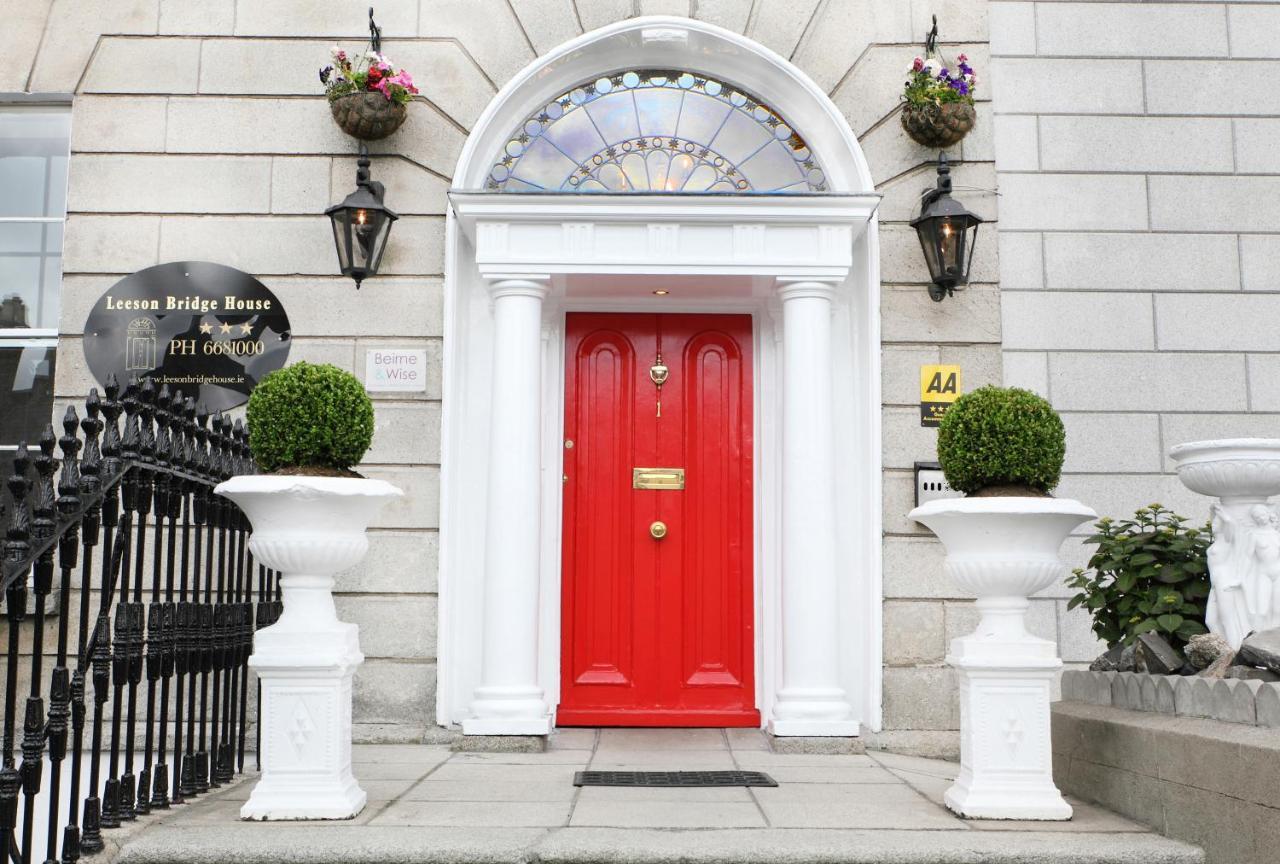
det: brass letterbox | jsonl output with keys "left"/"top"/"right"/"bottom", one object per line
{"left": 632, "top": 468, "right": 685, "bottom": 490}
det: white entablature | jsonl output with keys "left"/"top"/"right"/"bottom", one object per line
{"left": 451, "top": 193, "right": 880, "bottom": 280}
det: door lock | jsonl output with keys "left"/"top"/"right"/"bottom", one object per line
{"left": 649, "top": 520, "right": 668, "bottom": 540}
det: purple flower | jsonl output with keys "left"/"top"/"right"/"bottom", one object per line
{"left": 938, "top": 68, "right": 949, "bottom": 79}
{"left": 957, "top": 81, "right": 969, "bottom": 95}
{"left": 320, "top": 65, "right": 333, "bottom": 84}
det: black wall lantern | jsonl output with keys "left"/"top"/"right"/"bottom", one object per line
{"left": 911, "top": 154, "right": 982, "bottom": 302}
{"left": 326, "top": 144, "right": 398, "bottom": 288}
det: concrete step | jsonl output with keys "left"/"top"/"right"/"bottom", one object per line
{"left": 103, "top": 739, "right": 1203, "bottom": 864}
{"left": 113, "top": 823, "right": 1203, "bottom": 864}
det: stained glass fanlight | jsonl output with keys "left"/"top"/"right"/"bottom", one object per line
{"left": 486, "top": 70, "right": 827, "bottom": 193}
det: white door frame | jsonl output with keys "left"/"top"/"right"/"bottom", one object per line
{"left": 438, "top": 17, "right": 884, "bottom": 735}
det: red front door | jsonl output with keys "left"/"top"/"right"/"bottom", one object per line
{"left": 559, "top": 313, "right": 757, "bottom": 727}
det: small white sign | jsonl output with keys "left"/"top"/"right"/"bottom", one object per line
{"left": 365, "top": 348, "right": 427, "bottom": 392}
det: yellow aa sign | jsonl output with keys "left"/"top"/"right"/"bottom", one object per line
{"left": 920, "top": 364, "right": 961, "bottom": 427}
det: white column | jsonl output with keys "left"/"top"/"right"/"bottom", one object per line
{"left": 769, "top": 279, "right": 859, "bottom": 737}
{"left": 463, "top": 276, "right": 553, "bottom": 736}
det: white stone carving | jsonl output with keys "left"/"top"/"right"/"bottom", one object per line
{"left": 215, "top": 475, "right": 402, "bottom": 820}
{"left": 908, "top": 496, "right": 1097, "bottom": 820}
{"left": 1170, "top": 438, "right": 1280, "bottom": 648}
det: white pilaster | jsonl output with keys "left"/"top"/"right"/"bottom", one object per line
{"left": 463, "top": 276, "right": 553, "bottom": 736}
{"left": 769, "top": 279, "right": 859, "bottom": 737}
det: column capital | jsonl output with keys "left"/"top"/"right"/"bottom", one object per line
{"left": 775, "top": 278, "right": 840, "bottom": 302}
{"left": 486, "top": 275, "right": 551, "bottom": 300}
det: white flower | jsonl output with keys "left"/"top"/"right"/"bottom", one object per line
{"left": 330, "top": 44, "right": 343, "bottom": 59}
{"left": 923, "top": 58, "right": 940, "bottom": 75}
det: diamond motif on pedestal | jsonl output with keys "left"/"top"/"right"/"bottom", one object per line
{"left": 287, "top": 701, "right": 316, "bottom": 756}
{"left": 1002, "top": 710, "right": 1025, "bottom": 755}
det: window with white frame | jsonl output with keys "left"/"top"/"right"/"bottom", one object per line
{"left": 0, "top": 101, "right": 70, "bottom": 450}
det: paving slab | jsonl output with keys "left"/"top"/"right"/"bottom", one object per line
{"left": 751, "top": 782, "right": 962, "bottom": 830}
{"left": 370, "top": 800, "right": 573, "bottom": 827}
{"left": 569, "top": 799, "right": 767, "bottom": 829}
{"left": 107, "top": 731, "right": 1203, "bottom": 864}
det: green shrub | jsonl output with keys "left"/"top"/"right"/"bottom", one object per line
{"left": 1066, "top": 505, "right": 1211, "bottom": 650}
{"left": 936, "top": 386, "right": 1065, "bottom": 494}
{"left": 247, "top": 362, "right": 374, "bottom": 472}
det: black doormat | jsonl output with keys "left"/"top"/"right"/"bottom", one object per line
{"left": 573, "top": 770, "right": 777, "bottom": 787}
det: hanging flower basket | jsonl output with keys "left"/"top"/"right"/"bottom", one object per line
{"left": 900, "top": 45, "right": 978, "bottom": 148}
{"left": 900, "top": 101, "right": 976, "bottom": 148}
{"left": 321, "top": 43, "right": 418, "bottom": 142}
{"left": 329, "top": 91, "right": 407, "bottom": 141}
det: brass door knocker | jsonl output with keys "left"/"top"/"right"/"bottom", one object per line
{"left": 649, "top": 353, "right": 669, "bottom": 417}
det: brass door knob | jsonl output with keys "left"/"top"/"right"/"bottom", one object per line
{"left": 649, "top": 520, "right": 668, "bottom": 539}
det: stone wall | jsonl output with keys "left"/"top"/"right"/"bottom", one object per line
{"left": 6, "top": 0, "right": 1012, "bottom": 743}
{"left": 991, "top": 1, "right": 1280, "bottom": 549}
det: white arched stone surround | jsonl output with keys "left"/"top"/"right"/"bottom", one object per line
{"left": 439, "top": 16, "right": 883, "bottom": 736}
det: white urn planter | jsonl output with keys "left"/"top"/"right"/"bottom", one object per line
{"left": 908, "top": 496, "right": 1096, "bottom": 820}
{"left": 215, "top": 475, "right": 402, "bottom": 820}
{"left": 1169, "top": 438, "right": 1280, "bottom": 649}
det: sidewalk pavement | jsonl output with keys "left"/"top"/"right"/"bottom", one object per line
{"left": 111, "top": 728, "right": 1202, "bottom": 864}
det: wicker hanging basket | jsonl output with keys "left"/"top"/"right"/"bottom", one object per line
{"left": 329, "top": 92, "right": 407, "bottom": 141}
{"left": 900, "top": 101, "right": 976, "bottom": 149}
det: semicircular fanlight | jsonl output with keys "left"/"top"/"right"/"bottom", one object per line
{"left": 486, "top": 70, "right": 827, "bottom": 193}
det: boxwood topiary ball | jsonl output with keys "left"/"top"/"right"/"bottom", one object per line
{"left": 247, "top": 361, "right": 375, "bottom": 473}
{"left": 936, "top": 385, "right": 1066, "bottom": 495}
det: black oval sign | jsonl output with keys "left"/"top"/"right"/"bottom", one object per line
{"left": 83, "top": 262, "right": 291, "bottom": 413}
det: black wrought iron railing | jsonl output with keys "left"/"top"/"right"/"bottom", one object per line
{"left": 0, "top": 378, "right": 280, "bottom": 864}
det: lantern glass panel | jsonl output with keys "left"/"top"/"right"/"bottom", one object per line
{"left": 916, "top": 218, "right": 943, "bottom": 284}
{"left": 350, "top": 207, "right": 388, "bottom": 271}
{"left": 939, "top": 216, "right": 965, "bottom": 280}
{"left": 367, "top": 215, "right": 393, "bottom": 272}
{"left": 331, "top": 211, "right": 353, "bottom": 271}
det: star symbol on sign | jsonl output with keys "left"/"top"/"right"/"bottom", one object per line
{"left": 199, "top": 322, "right": 212, "bottom": 334}
{"left": 239, "top": 322, "right": 253, "bottom": 335}
{"left": 218, "top": 322, "right": 232, "bottom": 334}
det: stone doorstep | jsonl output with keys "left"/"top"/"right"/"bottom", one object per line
{"left": 1059, "top": 668, "right": 1280, "bottom": 727}
{"left": 112, "top": 825, "right": 1204, "bottom": 864}
{"left": 103, "top": 736, "right": 1202, "bottom": 864}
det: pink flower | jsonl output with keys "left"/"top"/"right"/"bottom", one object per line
{"left": 912, "top": 57, "right": 923, "bottom": 71}
{"left": 956, "top": 53, "right": 968, "bottom": 63}
{"left": 390, "top": 70, "right": 419, "bottom": 94}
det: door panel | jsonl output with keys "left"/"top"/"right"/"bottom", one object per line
{"left": 563, "top": 327, "right": 645, "bottom": 691}
{"left": 560, "top": 312, "right": 756, "bottom": 726}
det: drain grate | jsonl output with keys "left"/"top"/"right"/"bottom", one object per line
{"left": 573, "top": 770, "right": 777, "bottom": 787}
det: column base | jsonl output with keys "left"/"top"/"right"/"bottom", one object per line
{"left": 463, "top": 685, "right": 551, "bottom": 736}
{"left": 769, "top": 686, "right": 858, "bottom": 736}
{"left": 241, "top": 776, "right": 366, "bottom": 821}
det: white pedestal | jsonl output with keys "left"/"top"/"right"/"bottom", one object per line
{"left": 944, "top": 635, "right": 1071, "bottom": 820}
{"left": 216, "top": 475, "right": 402, "bottom": 820}
{"left": 242, "top": 623, "right": 367, "bottom": 820}
{"left": 909, "top": 496, "right": 1095, "bottom": 820}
